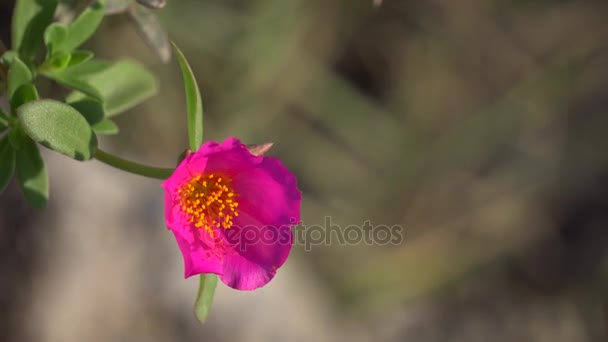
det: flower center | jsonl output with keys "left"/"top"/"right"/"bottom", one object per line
{"left": 177, "top": 173, "right": 239, "bottom": 233}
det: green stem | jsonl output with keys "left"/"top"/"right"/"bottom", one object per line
{"left": 0, "top": 115, "right": 8, "bottom": 128}
{"left": 194, "top": 274, "right": 218, "bottom": 323}
{"left": 94, "top": 148, "right": 174, "bottom": 179}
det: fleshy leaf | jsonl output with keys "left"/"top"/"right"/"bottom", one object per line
{"left": 8, "top": 128, "right": 23, "bottom": 150}
{"left": 172, "top": 42, "right": 203, "bottom": 150}
{"left": 47, "top": 51, "right": 72, "bottom": 71}
{"left": 92, "top": 119, "right": 119, "bottom": 135}
{"left": 12, "top": 0, "right": 58, "bottom": 60}
{"left": 10, "top": 83, "right": 39, "bottom": 110}
{"left": 0, "top": 137, "right": 16, "bottom": 194}
{"left": 18, "top": 99, "right": 97, "bottom": 160}
{"left": 66, "top": 60, "right": 158, "bottom": 116}
{"left": 16, "top": 137, "right": 49, "bottom": 208}
{"left": 194, "top": 274, "right": 218, "bottom": 324}
{"left": 60, "top": 59, "right": 113, "bottom": 77}
{"left": 7, "top": 56, "right": 32, "bottom": 98}
{"left": 44, "top": 23, "right": 69, "bottom": 55}
{"left": 0, "top": 50, "right": 18, "bottom": 67}
{"left": 67, "top": 51, "right": 94, "bottom": 67}
{"left": 42, "top": 59, "right": 109, "bottom": 101}
{"left": 45, "top": 72, "right": 103, "bottom": 101}
{"left": 68, "top": 98, "right": 104, "bottom": 125}
{"left": 58, "top": 0, "right": 106, "bottom": 52}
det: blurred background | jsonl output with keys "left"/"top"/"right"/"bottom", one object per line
{"left": 2, "top": 0, "right": 608, "bottom": 341}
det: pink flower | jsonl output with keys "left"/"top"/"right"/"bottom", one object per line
{"left": 162, "top": 137, "right": 301, "bottom": 290}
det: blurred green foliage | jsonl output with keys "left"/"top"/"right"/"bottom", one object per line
{"left": 136, "top": 0, "right": 608, "bottom": 318}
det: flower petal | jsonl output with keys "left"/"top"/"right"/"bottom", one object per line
{"left": 161, "top": 137, "right": 242, "bottom": 190}
{"left": 219, "top": 253, "right": 275, "bottom": 290}
{"left": 203, "top": 140, "right": 261, "bottom": 176}
{"left": 232, "top": 157, "right": 301, "bottom": 227}
{"left": 196, "top": 137, "right": 235, "bottom": 156}
{"left": 161, "top": 152, "right": 206, "bottom": 193}
{"left": 171, "top": 227, "right": 224, "bottom": 278}
{"left": 220, "top": 211, "right": 292, "bottom": 290}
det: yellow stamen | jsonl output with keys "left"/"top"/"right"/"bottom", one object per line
{"left": 178, "top": 173, "right": 239, "bottom": 233}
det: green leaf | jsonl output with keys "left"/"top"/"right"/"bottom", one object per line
{"left": 194, "top": 274, "right": 218, "bottom": 324}
{"left": 0, "top": 137, "right": 16, "bottom": 194}
{"left": 7, "top": 56, "right": 32, "bottom": 98}
{"left": 59, "top": 0, "right": 106, "bottom": 52}
{"left": 10, "top": 83, "right": 39, "bottom": 110}
{"left": 41, "top": 59, "right": 107, "bottom": 101}
{"left": 44, "top": 23, "right": 69, "bottom": 55}
{"left": 172, "top": 42, "right": 203, "bottom": 150}
{"left": 8, "top": 128, "right": 24, "bottom": 150}
{"left": 12, "top": 0, "right": 58, "bottom": 60}
{"left": 61, "top": 59, "right": 113, "bottom": 77}
{"left": 68, "top": 98, "right": 104, "bottom": 125}
{"left": 0, "top": 50, "right": 18, "bottom": 67}
{"left": 45, "top": 72, "right": 103, "bottom": 101}
{"left": 92, "top": 119, "right": 119, "bottom": 135}
{"left": 16, "top": 137, "right": 49, "bottom": 208}
{"left": 67, "top": 51, "right": 94, "bottom": 67}
{"left": 66, "top": 60, "right": 158, "bottom": 116}
{"left": 18, "top": 99, "right": 97, "bottom": 160}
{"left": 48, "top": 51, "right": 72, "bottom": 71}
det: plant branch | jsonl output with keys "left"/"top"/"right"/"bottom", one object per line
{"left": 94, "top": 148, "right": 174, "bottom": 179}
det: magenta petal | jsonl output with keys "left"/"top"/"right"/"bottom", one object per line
{"left": 203, "top": 147, "right": 261, "bottom": 176}
{"left": 220, "top": 212, "right": 292, "bottom": 290}
{"left": 230, "top": 211, "right": 293, "bottom": 266}
{"left": 171, "top": 228, "right": 223, "bottom": 278}
{"left": 219, "top": 253, "right": 276, "bottom": 290}
{"left": 161, "top": 138, "right": 241, "bottom": 190}
{"left": 196, "top": 137, "right": 238, "bottom": 156}
{"left": 162, "top": 153, "right": 202, "bottom": 191}
{"left": 163, "top": 189, "right": 177, "bottom": 228}
{"left": 232, "top": 157, "right": 301, "bottom": 227}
